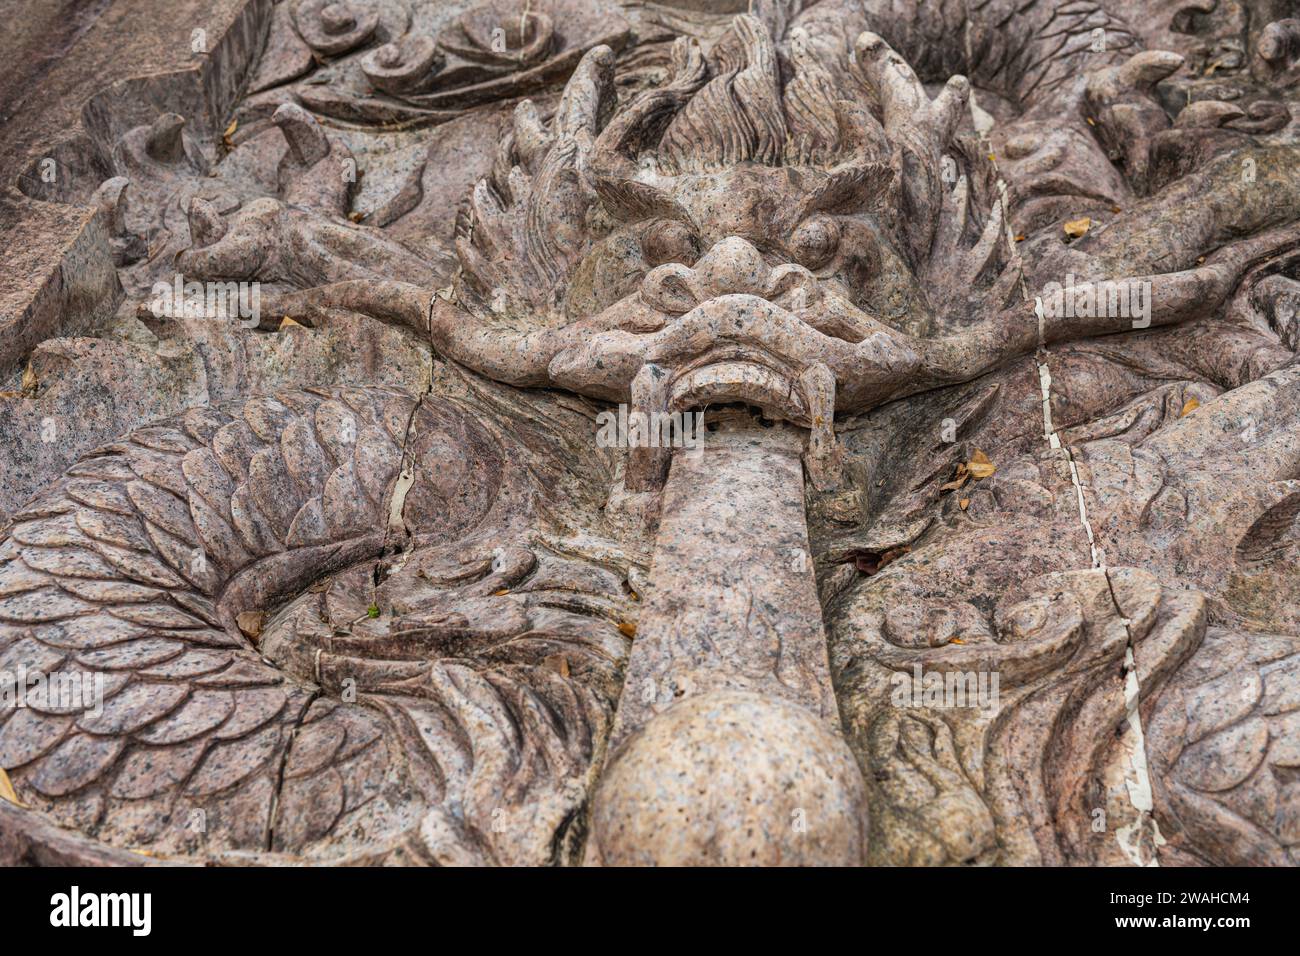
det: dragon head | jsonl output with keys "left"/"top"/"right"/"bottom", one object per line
{"left": 434, "top": 15, "right": 1007, "bottom": 488}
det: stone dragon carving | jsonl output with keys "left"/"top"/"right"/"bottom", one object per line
{"left": 1, "top": 0, "right": 1299, "bottom": 866}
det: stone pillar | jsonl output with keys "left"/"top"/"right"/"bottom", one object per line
{"left": 587, "top": 416, "right": 869, "bottom": 865}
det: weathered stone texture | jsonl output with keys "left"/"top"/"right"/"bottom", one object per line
{"left": 1, "top": 0, "right": 1298, "bottom": 867}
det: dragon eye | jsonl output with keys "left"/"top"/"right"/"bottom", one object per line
{"left": 643, "top": 220, "right": 699, "bottom": 267}
{"left": 790, "top": 216, "right": 840, "bottom": 270}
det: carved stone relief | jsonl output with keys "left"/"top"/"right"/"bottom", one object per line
{"left": 1, "top": 0, "right": 1298, "bottom": 866}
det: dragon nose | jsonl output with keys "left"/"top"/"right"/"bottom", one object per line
{"left": 640, "top": 236, "right": 785, "bottom": 315}
{"left": 693, "top": 236, "right": 770, "bottom": 297}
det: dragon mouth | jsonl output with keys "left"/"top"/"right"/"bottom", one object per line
{"left": 600, "top": 295, "right": 848, "bottom": 492}
{"left": 434, "top": 285, "right": 922, "bottom": 422}
{"left": 670, "top": 357, "right": 810, "bottom": 423}
{"left": 433, "top": 289, "right": 921, "bottom": 492}
{"left": 632, "top": 294, "right": 862, "bottom": 416}
{"left": 554, "top": 294, "right": 862, "bottom": 395}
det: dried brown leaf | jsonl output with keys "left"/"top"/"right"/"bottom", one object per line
{"left": 0, "top": 767, "right": 22, "bottom": 806}
{"left": 236, "top": 610, "right": 265, "bottom": 641}
{"left": 967, "top": 449, "right": 996, "bottom": 479}
{"left": 1063, "top": 217, "right": 1091, "bottom": 238}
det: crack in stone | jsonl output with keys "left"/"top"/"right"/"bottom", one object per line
{"left": 977, "top": 119, "right": 1164, "bottom": 863}
{"left": 266, "top": 687, "right": 322, "bottom": 853}
{"left": 266, "top": 293, "right": 443, "bottom": 849}
{"left": 1031, "top": 320, "right": 1165, "bottom": 865}
{"left": 371, "top": 293, "right": 441, "bottom": 594}
{"left": 1034, "top": 291, "right": 1164, "bottom": 867}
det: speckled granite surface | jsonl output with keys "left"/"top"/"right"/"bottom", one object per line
{"left": 1, "top": 0, "right": 1299, "bottom": 867}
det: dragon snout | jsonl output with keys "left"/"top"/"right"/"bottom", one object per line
{"left": 640, "top": 236, "right": 820, "bottom": 315}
